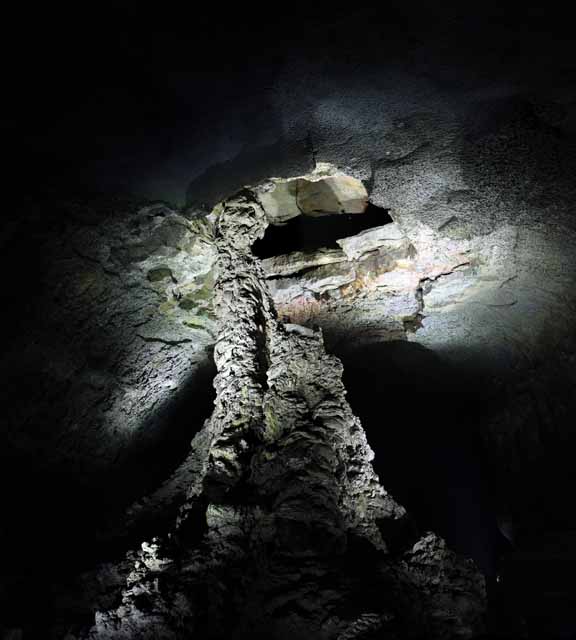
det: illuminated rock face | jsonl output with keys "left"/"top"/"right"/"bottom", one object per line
{"left": 255, "top": 168, "right": 369, "bottom": 224}
{"left": 5, "top": 164, "right": 573, "bottom": 637}
{"left": 85, "top": 191, "right": 485, "bottom": 640}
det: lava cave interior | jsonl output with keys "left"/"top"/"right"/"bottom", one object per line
{"left": 4, "top": 7, "right": 576, "bottom": 639}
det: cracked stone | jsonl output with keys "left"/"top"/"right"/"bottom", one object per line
{"left": 337, "top": 222, "right": 409, "bottom": 261}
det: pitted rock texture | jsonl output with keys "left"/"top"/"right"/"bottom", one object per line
{"left": 81, "top": 192, "right": 485, "bottom": 640}
{"left": 2, "top": 198, "right": 217, "bottom": 480}
{"left": 0, "top": 196, "right": 220, "bottom": 624}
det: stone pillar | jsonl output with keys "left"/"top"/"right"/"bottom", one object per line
{"left": 87, "top": 190, "right": 486, "bottom": 640}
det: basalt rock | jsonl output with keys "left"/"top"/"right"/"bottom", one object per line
{"left": 80, "top": 192, "right": 485, "bottom": 640}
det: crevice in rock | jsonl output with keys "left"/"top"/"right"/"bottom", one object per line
{"left": 135, "top": 334, "right": 195, "bottom": 345}
{"left": 253, "top": 202, "right": 393, "bottom": 258}
{"left": 306, "top": 130, "right": 318, "bottom": 166}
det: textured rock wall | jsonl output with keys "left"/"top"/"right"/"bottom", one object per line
{"left": 0, "top": 196, "right": 221, "bottom": 627}
{"left": 82, "top": 191, "right": 485, "bottom": 640}
{"left": 2, "top": 198, "right": 217, "bottom": 481}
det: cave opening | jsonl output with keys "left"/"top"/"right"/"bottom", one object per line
{"left": 252, "top": 202, "right": 393, "bottom": 258}
{"left": 336, "top": 340, "right": 508, "bottom": 578}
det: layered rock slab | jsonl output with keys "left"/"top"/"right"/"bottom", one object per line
{"left": 256, "top": 166, "right": 369, "bottom": 224}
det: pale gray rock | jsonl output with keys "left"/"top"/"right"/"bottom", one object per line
{"left": 2, "top": 197, "right": 217, "bottom": 490}
{"left": 256, "top": 170, "right": 368, "bottom": 224}
{"left": 399, "top": 534, "right": 487, "bottom": 640}
{"left": 256, "top": 179, "right": 302, "bottom": 223}
{"left": 337, "top": 222, "right": 408, "bottom": 261}
{"left": 296, "top": 174, "right": 368, "bottom": 215}
{"left": 262, "top": 247, "right": 348, "bottom": 277}
{"left": 421, "top": 267, "right": 479, "bottom": 311}
{"left": 267, "top": 261, "right": 357, "bottom": 303}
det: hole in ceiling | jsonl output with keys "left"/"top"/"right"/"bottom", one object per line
{"left": 252, "top": 202, "right": 393, "bottom": 259}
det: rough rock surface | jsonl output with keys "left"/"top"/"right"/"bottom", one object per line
{"left": 2, "top": 198, "right": 217, "bottom": 481}
{"left": 79, "top": 192, "right": 485, "bottom": 640}
{"left": 262, "top": 247, "right": 348, "bottom": 277}
{"left": 6, "top": 11, "right": 576, "bottom": 637}
{"left": 256, "top": 166, "right": 368, "bottom": 223}
{"left": 0, "top": 197, "right": 221, "bottom": 635}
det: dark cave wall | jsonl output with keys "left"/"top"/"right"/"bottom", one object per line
{"left": 335, "top": 342, "right": 501, "bottom": 573}
{"left": 0, "top": 196, "right": 219, "bottom": 575}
